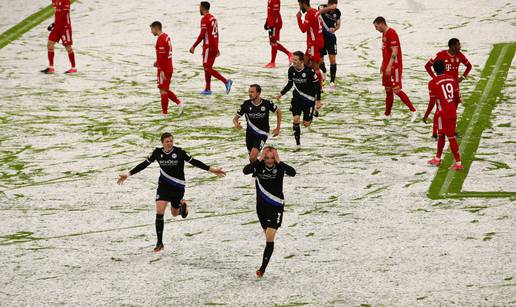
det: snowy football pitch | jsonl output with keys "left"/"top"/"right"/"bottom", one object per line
{"left": 0, "top": 0, "right": 515, "bottom": 305}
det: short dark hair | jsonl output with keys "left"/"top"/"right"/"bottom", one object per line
{"left": 328, "top": 0, "right": 338, "bottom": 4}
{"left": 160, "top": 132, "right": 173, "bottom": 142}
{"left": 448, "top": 38, "right": 460, "bottom": 48}
{"left": 150, "top": 21, "right": 162, "bottom": 30}
{"left": 293, "top": 50, "right": 304, "bottom": 61}
{"left": 200, "top": 1, "right": 210, "bottom": 10}
{"left": 249, "top": 84, "right": 262, "bottom": 93}
{"left": 433, "top": 60, "right": 445, "bottom": 75}
{"left": 373, "top": 16, "right": 386, "bottom": 24}
{"left": 298, "top": 0, "right": 310, "bottom": 6}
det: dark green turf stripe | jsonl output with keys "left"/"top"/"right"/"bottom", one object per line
{"left": 428, "top": 43, "right": 516, "bottom": 199}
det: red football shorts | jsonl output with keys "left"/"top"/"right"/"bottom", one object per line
{"left": 305, "top": 45, "right": 321, "bottom": 63}
{"left": 268, "top": 26, "right": 281, "bottom": 41}
{"left": 49, "top": 25, "right": 73, "bottom": 46}
{"left": 382, "top": 65, "right": 403, "bottom": 88}
{"left": 437, "top": 115, "right": 457, "bottom": 137}
{"left": 202, "top": 47, "right": 218, "bottom": 66}
{"left": 157, "top": 70, "right": 172, "bottom": 90}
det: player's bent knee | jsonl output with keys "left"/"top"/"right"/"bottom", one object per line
{"left": 303, "top": 121, "right": 311, "bottom": 127}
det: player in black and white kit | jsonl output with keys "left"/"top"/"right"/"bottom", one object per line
{"left": 117, "top": 132, "right": 226, "bottom": 253}
{"left": 233, "top": 84, "right": 282, "bottom": 162}
{"left": 319, "top": 0, "right": 341, "bottom": 91}
{"left": 243, "top": 146, "right": 296, "bottom": 278}
{"left": 276, "top": 51, "right": 321, "bottom": 150}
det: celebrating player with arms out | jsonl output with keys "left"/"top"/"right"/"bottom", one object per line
{"left": 41, "top": 0, "right": 76, "bottom": 74}
{"left": 296, "top": 0, "right": 325, "bottom": 87}
{"left": 117, "top": 132, "right": 226, "bottom": 252}
{"left": 264, "top": 0, "right": 292, "bottom": 68}
{"left": 233, "top": 84, "right": 282, "bottom": 162}
{"left": 150, "top": 21, "right": 185, "bottom": 118}
{"left": 423, "top": 60, "right": 463, "bottom": 170}
{"left": 276, "top": 51, "right": 321, "bottom": 150}
{"left": 190, "top": 1, "right": 233, "bottom": 95}
{"left": 243, "top": 146, "right": 296, "bottom": 278}
{"left": 318, "top": 0, "right": 341, "bottom": 91}
{"left": 373, "top": 17, "right": 417, "bottom": 121}
{"left": 424, "top": 38, "right": 472, "bottom": 138}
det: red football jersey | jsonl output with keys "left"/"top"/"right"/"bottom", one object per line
{"left": 200, "top": 13, "right": 219, "bottom": 49}
{"left": 267, "top": 0, "right": 282, "bottom": 28}
{"left": 156, "top": 33, "right": 173, "bottom": 72}
{"left": 382, "top": 28, "right": 401, "bottom": 69}
{"left": 428, "top": 75, "right": 461, "bottom": 119}
{"left": 52, "top": 0, "right": 71, "bottom": 26}
{"left": 297, "top": 8, "right": 324, "bottom": 48}
{"left": 427, "top": 50, "right": 472, "bottom": 80}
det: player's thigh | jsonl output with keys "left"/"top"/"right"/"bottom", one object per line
{"left": 290, "top": 99, "right": 303, "bottom": 119}
{"left": 61, "top": 27, "right": 73, "bottom": 46}
{"left": 443, "top": 118, "right": 457, "bottom": 137}
{"left": 391, "top": 66, "right": 403, "bottom": 89}
{"left": 155, "top": 201, "right": 168, "bottom": 215}
{"left": 48, "top": 27, "right": 61, "bottom": 44}
{"left": 156, "top": 184, "right": 184, "bottom": 209}
{"left": 302, "top": 103, "right": 315, "bottom": 123}
{"left": 256, "top": 202, "right": 283, "bottom": 230}
{"left": 157, "top": 70, "right": 171, "bottom": 91}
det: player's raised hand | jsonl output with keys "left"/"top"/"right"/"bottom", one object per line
{"left": 272, "top": 126, "right": 280, "bottom": 137}
{"left": 189, "top": 46, "right": 195, "bottom": 54}
{"left": 117, "top": 173, "right": 129, "bottom": 185}
{"left": 209, "top": 167, "right": 226, "bottom": 177}
{"left": 296, "top": 11, "right": 302, "bottom": 18}
{"left": 272, "top": 148, "right": 281, "bottom": 164}
{"left": 234, "top": 120, "right": 242, "bottom": 129}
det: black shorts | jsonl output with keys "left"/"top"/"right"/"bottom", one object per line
{"left": 256, "top": 201, "right": 284, "bottom": 229}
{"left": 246, "top": 130, "right": 268, "bottom": 152}
{"left": 290, "top": 98, "right": 315, "bottom": 122}
{"left": 156, "top": 182, "right": 185, "bottom": 208}
{"left": 321, "top": 34, "right": 337, "bottom": 56}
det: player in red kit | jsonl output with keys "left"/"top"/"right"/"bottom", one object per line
{"left": 41, "top": 0, "right": 76, "bottom": 74}
{"left": 373, "top": 17, "right": 417, "bottom": 121}
{"left": 264, "top": 0, "right": 292, "bottom": 68}
{"left": 297, "top": 0, "right": 325, "bottom": 87}
{"left": 190, "top": 1, "right": 233, "bottom": 96}
{"left": 424, "top": 38, "right": 472, "bottom": 138}
{"left": 423, "top": 60, "right": 463, "bottom": 170}
{"left": 150, "top": 21, "right": 185, "bottom": 118}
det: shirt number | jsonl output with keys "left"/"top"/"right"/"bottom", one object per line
{"left": 441, "top": 83, "right": 454, "bottom": 102}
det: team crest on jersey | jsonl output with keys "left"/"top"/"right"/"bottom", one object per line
{"left": 302, "top": 73, "right": 306, "bottom": 77}
{"left": 261, "top": 106, "right": 266, "bottom": 111}
{"left": 161, "top": 154, "right": 163, "bottom": 158}
{"left": 272, "top": 169, "right": 277, "bottom": 174}
{"left": 172, "top": 153, "right": 177, "bottom": 158}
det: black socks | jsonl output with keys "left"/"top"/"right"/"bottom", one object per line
{"left": 156, "top": 214, "right": 164, "bottom": 245}
{"left": 259, "top": 241, "right": 274, "bottom": 273}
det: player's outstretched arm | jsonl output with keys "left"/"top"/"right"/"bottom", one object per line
{"left": 233, "top": 114, "right": 242, "bottom": 129}
{"left": 209, "top": 166, "right": 227, "bottom": 177}
{"left": 272, "top": 109, "right": 282, "bottom": 137}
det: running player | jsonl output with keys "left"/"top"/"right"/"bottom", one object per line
{"left": 423, "top": 60, "right": 463, "bottom": 170}
{"left": 150, "top": 21, "right": 185, "bottom": 118}
{"left": 297, "top": 0, "right": 325, "bottom": 87}
{"left": 117, "top": 132, "right": 226, "bottom": 252}
{"left": 318, "top": 0, "right": 341, "bottom": 91}
{"left": 41, "top": 0, "right": 76, "bottom": 74}
{"left": 373, "top": 17, "right": 417, "bottom": 121}
{"left": 264, "top": 0, "right": 292, "bottom": 68}
{"left": 424, "top": 38, "right": 472, "bottom": 138}
{"left": 276, "top": 51, "right": 321, "bottom": 150}
{"left": 190, "top": 1, "right": 233, "bottom": 95}
{"left": 243, "top": 146, "right": 296, "bottom": 278}
{"left": 233, "top": 84, "right": 282, "bottom": 162}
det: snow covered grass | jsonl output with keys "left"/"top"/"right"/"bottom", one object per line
{"left": 0, "top": 0, "right": 515, "bottom": 305}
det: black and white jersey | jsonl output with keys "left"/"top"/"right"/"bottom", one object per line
{"left": 243, "top": 160, "right": 296, "bottom": 207}
{"left": 280, "top": 65, "right": 321, "bottom": 103}
{"left": 129, "top": 147, "right": 210, "bottom": 189}
{"left": 319, "top": 5, "right": 341, "bottom": 36}
{"left": 236, "top": 99, "right": 278, "bottom": 137}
